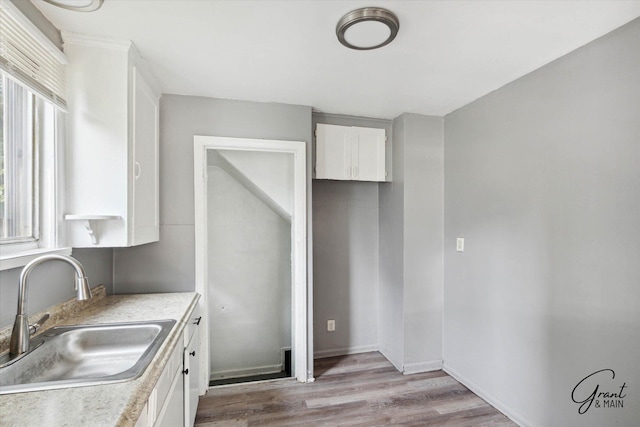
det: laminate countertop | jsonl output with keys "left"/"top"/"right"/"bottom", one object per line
{"left": 0, "top": 289, "right": 200, "bottom": 427}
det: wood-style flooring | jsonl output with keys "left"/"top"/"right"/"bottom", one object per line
{"left": 195, "top": 352, "right": 516, "bottom": 426}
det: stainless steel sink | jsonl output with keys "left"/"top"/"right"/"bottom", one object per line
{"left": 0, "top": 319, "right": 176, "bottom": 394}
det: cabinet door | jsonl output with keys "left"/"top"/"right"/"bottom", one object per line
{"left": 131, "top": 66, "right": 160, "bottom": 245}
{"left": 353, "top": 127, "right": 386, "bottom": 182}
{"left": 315, "top": 124, "right": 351, "bottom": 180}
{"left": 315, "top": 124, "right": 386, "bottom": 182}
{"left": 134, "top": 402, "right": 151, "bottom": 427}
{"left": 184, "top": 325, "right": 200, "bottom": 427}
{"left": 156, "top": 369, "right": 184, "bottom": 427}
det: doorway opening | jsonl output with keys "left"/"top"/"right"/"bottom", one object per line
{"left": 194, "top": 136, "right": 308, "bottom": 391}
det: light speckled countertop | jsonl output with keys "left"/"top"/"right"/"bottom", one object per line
{"left": 0, "top": 290, "right": 200, "bottom": 427}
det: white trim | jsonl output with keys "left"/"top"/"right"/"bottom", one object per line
{"left": 60, "top": 32, "right": 162, "bottom": 96}
{"left": 378, "top": 346, "right": 403, "bottom": 372}
{"left": 194, "top": 136, "right": 309, "bottom": 389}
{"left": 313, "top": 344, "right": 379, "bottom": 359}
{"left": 0, "top": 247, "right": 72, "bottom": 271}
{"left": 61, "top": 31, "right": 132, "bottom": 51}
{"left": 210, "top": 364, "right": 284, "bottom": 381}
{"left": 443, "top": 363, "right": 532, "bottom": 427}
{"left": 0, "top": 84, "right": 66, "bottom": 270}
{"left": 403, "top": 359, "right": 443, "bottom": 375}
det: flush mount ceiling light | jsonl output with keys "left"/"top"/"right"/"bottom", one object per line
{"left": 336, "top": 7, "right": 399, "bottom": 50}
{"left": 42, "top": 0, "right": 104, "bottom": 12}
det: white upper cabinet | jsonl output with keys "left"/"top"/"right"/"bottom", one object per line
{"left": 315, "top": 124, "right": 386, "bottom": 182}
{"left": 62, "top": 33, "right": 161, "bottom": 247}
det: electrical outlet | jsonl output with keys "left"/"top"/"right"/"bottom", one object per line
{"left": 456, "top": 237, "right": 464, "bottom": 252}
{"left": 327, "top": 319, "right": 335, "bottom": 332}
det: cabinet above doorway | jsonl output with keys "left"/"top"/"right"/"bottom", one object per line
{"left": 314, "top": 123, "right": 388, "bottom": 182}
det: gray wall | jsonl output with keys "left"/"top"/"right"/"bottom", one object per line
{"left": 379, "top": 113, "right": 444, "bottom": 372}
{"left": 443, "top": 18, "right": 640, "bottom": 427}
{"left": 313, "top": 181, "right": 379, "bottom": 356}
{"left": 113, "top": 95, "right": 314, "bottom": 377}
{"left": 378, "top": 116, "right": 405, "bottom": 369}
{"left": 113, "top": 95, "right": 312, "bottom": 293}
{"left": 311, "top": 113, "right": 391, "bottom": 357}
{"left": 402, "top": 114, "right": 444, "bottom": 370}
{"left": 0, "top": 248, "right": 113, "bottom": 328}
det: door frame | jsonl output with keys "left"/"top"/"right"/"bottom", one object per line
{"left": 194, "top": 135, "right": 308, "bottom": 389}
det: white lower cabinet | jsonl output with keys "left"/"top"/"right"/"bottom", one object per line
{"left": 183, "top": 321, "right": 200, "bottom": 426}
{"left": 134, "top": 337, "right": 182, "bottom": 427}
{"left": 156, "top": 369, "right": 185, "bottom": 427}
{"left": 135, "top": 307, "right": 202, "bottom": 427}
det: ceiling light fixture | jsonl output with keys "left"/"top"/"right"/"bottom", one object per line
{"left": 42, "top": 0, "right": 104, "bottom": 12}
{"left": 336, "top": 7, "right": 399, "bottom": 50}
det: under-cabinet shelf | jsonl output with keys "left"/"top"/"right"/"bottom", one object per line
{"left": 64, "top": 215, "right": 122, "bottom": 245}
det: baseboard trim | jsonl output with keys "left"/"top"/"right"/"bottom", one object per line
{"left": 443, "top": 363, "right": 532, "bottom": 427}
{"left": 210, "top": 363, "right": 283, "bottom": 380}
{"left": 403, "top": 359, "right": 443, "bottom": 375}
{"left": 314, "top": 344, "right": 379, "bottom": 359}
{"left": 378, "top": 346, "right": 403, "bottom": 372}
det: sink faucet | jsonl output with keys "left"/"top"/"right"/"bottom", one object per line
{"left": 9, "top": 254, "right": 92, "bottom": 357}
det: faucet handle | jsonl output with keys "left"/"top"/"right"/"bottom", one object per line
{"left": 28, "top": 313, "right": 50, "bottom": 336}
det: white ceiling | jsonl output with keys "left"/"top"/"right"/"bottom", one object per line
{"left": 33, "top": 0, "right": 640, "bottom": 119}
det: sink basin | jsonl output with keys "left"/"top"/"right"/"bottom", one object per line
{"left": 0, "top": 319, "right": 176, "bottom": 394}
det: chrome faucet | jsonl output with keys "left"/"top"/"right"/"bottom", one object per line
{"left": 9, "top": 254, "right": 92, "bottom": 357}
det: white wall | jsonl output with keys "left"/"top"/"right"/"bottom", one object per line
{"left": 444, "top": 18, "right": 640, "bottom": 427}
{"left": 216, "top": 150, "right": 293, "bottom": 217}
{"left": 207, "top": 163, "right": 291, "bottom": 378}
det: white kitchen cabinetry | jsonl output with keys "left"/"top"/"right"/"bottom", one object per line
{"left": 183, "top": 306, "right": 202, "bottom": 427}
{"left": 135, "top": 335, "right": 183, "bottom": 427}
{"left": 62, "top": 33, "right": 160, "bottom": 247}
{"left": 135, "top": 308, "right": 202, "bottom": 427}
{"left": 155, "top": 340, "right": 185, "bottom": 427}
{"left": 315, "top": 123, "right": 386, "bottom": 182}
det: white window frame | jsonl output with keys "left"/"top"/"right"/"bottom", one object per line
{"left": 0, "top": 77, "right": 70, "bottom": 270}
{"left": 0, "top": 1, "right": 70, "bottom": 270}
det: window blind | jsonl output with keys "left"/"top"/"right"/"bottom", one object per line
{"left": 0, "top": 0, "right": 67, "bottom": 109}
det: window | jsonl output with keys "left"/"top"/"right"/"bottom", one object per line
{"left": 0, "top": 71, "right": 64, "bottom": 263}
{"left": 1, "top": 74, "right": 37, "bottom": 243}
{"left": 0, "top": 1, "right": 69, "bottom": 269}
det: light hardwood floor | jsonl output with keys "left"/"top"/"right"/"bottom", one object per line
{"left": 195, "top": 352, "right": 516, "bottom": 426}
